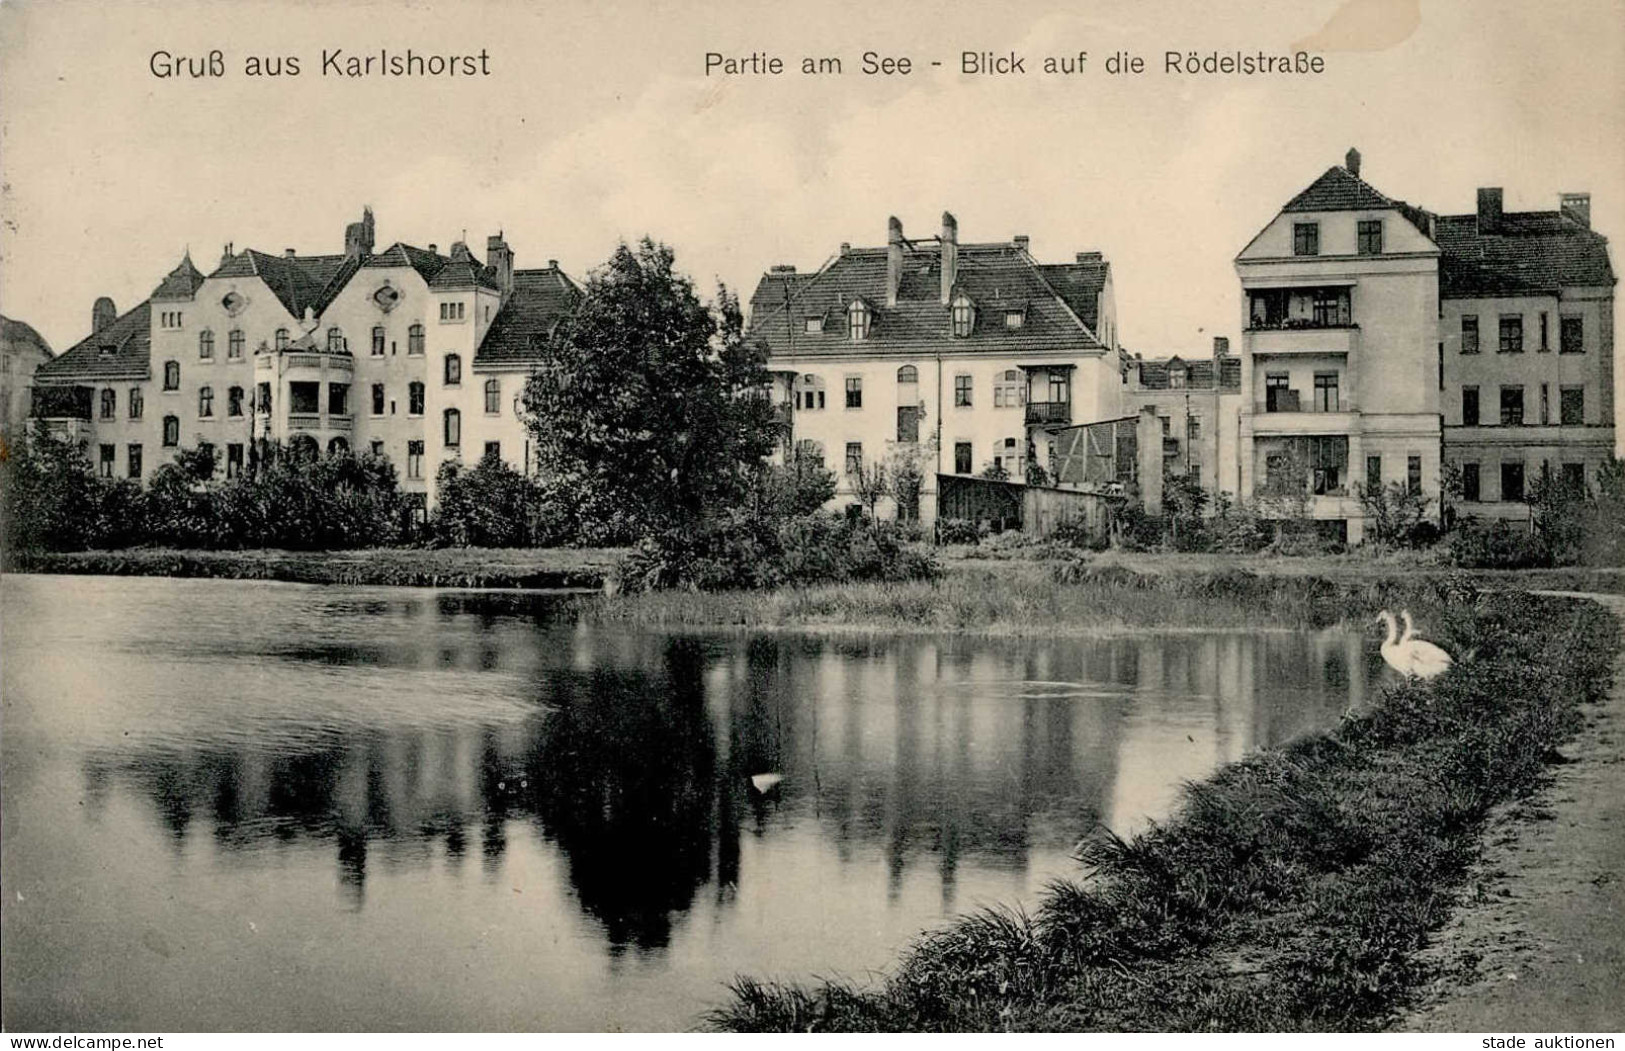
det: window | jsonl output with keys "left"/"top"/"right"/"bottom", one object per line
{"left": 1169, "top": 368, "right": 1187, "bottom": 389}
{"left": 897, "top": 365, "right": 918, "bottom": 384}
{"left": 803, "top": 316, "right": 823, "bottom": 334}
{"left": 327, "top": 327, "right": 344, "bottom": 352}
{"left": 128, "top": 387, "right": 143, "bottom": 420}
{"left": 1501, "top": 461, "right": 1525, "bottom": 503}
{"left": 370, "top": 440, "right": 384, "bottom": 458}
{"left": 1187, "top": 415, "right": 1202, "bottom": 441}
{"left": 1004, "top": 310, "right": 1024, "bottom": 329}
{"left": 371, "top": 326, "right": 385, "bottom": 356}
{"left": 1311, "top": 289, "right": 1349, "bottom": 327}
{"left": 1313, "top": 372, "right": 1340, "bottom": 412}
{"left": 1462, "top": 463, "right": 1480, "bottom": 502}
{"left": 444, "top": 354, "right": 462, "bottom": 386}
{"left": 1308, "top": 436, "right": 1347, "bottom": 494}
{"left": 1292, "top": 222, "right": 1319, "bottom": 256}
{"left": 226, "top": 444, "right": 243, "bottom": 479}
{"left": 845, "top": 442, "right": 863, "bottom": 477}
{"left": 1160, "top": 416, "right": 1171, "bottom": 435}
{"left": 799, "top": 375, "right": 826, "bottom": 410}
{"left": 483, "top": 441, "right": 501, "bottom": 463}
{"left": 406, "top": 440, "right": 424, "bottom": 480}
{"left": 199, "top": 330, "right": 215, "bottom": 360}
{"left": 408, "top": 381, "right": 425, "bottom": 416}
{"left": 162, "top": 415, "right": 179, "bottom": 447}
{"left": 275, "top": 328, "right": 289, "bottom": 350}
{"left": 954, "top": 374, "right": 972, "bottom": 407}
{"left": 995, "top": 370, "right": 1025, "bottom": 408}
{"left": 897, "top": 405, "right": 920, "bottom": 443}
{"left": 99, "top": 388, "right": 115, "bottom": 420}
{"left": 227, "top": 386, "right": 243, "bottom": 417}
{"left": 408, "top": 323, "right": 425, "bottom": 355}
{"left": 328, "top": 437, "right": 349, "bottom": 457}
{"left": 372, "top": 383, "right": 386, "bottom": 416}
{"left": 1366, "top": 455, "right": 1382, "bottom": 491}
{"left": 1498, "top": 315, "right": 1523, "bottom": 353}
{"left": 1499, "top": 385, "right": 1524, "bottom": 425}
{"left": 1188, "top": 464, "right": 1201, "bottom": 488}
{"left": 1460, "top": 315, "right": 1479, "bottom": 355}
{"left": 98, "top": 444, "right": 114, "bottom": 478}
{"left": 256, "top": 382, "right": 272, "bottom": 415}
{"left": 163, "top": 361, "right": 180, "bottom": 390}
{"left": 1462, "top": 386, "right": 1479, "bottom": 426}
{"left": 845, "top": 376, "right": 862, "bottom": 409}
{"left": 954, "top": 441, "right": 973, "bottom": 474}
{"left": 995, "top": 437, "right": 1020, "bottom": 475}
{"left": 198, "top": 386, "right": 214, "bottom": 418}
{"left": 328, "top": 383, "right": 348, "bottom": 416}
{"left": 1539, "top": 312, "right": 1549, "bottom": 352}
{"left": 1562, "top": 463, "right": 1585, "bottom": 490}
{"left": 484, "top": 378, "right": 501, "bottom": 414}
{"left": 1357, "top": 220, "right": 1383, "bottom": 255}
{"left": 1265, "top": 372, "right": 1293, "bottom": 412}
{"left": 848, "top": 301, "right": 870, "bottom": 341}
{"left": 1407, "top": 455, "right": 1422, "bottom": 496}
{"left": 127, "top": 444, "right": 143, "bottom": 479}
{"left": 1561, "top": 386, "right": 1584, "bottom": 425}
{"left": 1540, "top": 383, "right": 1550, "bottom": 424}
{"left": 159, "top": 310, "right": 182, "bottom": 329}
{"left": 951, "top": 295, "right": 975, "bottom": 338}
{"left": 1561, "top": 316, "right": 1584, "bottom": 354}
{"left": 289, "top": 382, "right": 320, "bottom": 415}
{"left": 443, "top": 408, "right": 461, "bottom": 447}
{"left": 228, "top": 329, "right": 244, "bottom": 360}
{"left": 439, "top": 302, "right": 466, "bottom": 322}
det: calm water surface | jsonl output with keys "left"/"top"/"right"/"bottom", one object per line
{"left": 1, "top": 574, "right": 1379, "bottom": 1031}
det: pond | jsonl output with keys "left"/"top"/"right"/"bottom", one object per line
{"left": 0, "top": 575, "right": 1378, "bottom": 1031}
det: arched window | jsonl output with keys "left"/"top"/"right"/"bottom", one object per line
{"left": 848, "top": 300, "right": 871, "bottom": 341}
{"left": 897, "top": 365, "right": 918, "bottom": 384}
{"left": 443, "top": 407, "right": 461, "bottom": 448}
{"left": 444, "top": 353, "right": 462, "bottom": 386}
{"left": 99, "top": 388, "right": 116, "bottom": 420}
{"left": 228, "top": 329, "right": 244, "bottom": 359}
{"left": 275, "top": 328, "right": 289, "bottom": 350}
{"left": 198, "top": 330, "right": 214, "bottom": 359}
{"left": 198, "top": 385, "right": 214, "bottom": 417}
{"left": 227, "top": 386, "right": 244, "bottom": 417}
{"left": 326, "top": 327, "right": 344, "bottom": 352}
{"left": 408, "top": 323, "right": 425, "bottom": 355}
{"left": 951, "top": 294, "right": 975, "bottom": 338}
{"left": 289, "top": 434, "right": 319, "bottom": 462}
{"left": 371, "top": 326, "right": 385, "bottom": 356}
{"left": 408, "top": 381, "right": 425, "bottom": 416}
{"left": 162, "top": 415, "right": 180, "bottom": 447}
{"left": 327, "top": 436, "right": 349, "bottom": 457}
{"left": 484, "top": 377, "right": 501, "bottom": 414}
{"left": 163, "top": 360, "right": 180, "bottom": 390}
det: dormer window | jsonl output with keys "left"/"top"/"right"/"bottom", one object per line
{"left": 1169, "top": 368, "right": 1187, "bottom": 389}
{"left": 1004, "top": 309, "right": 1025, "bottom": 329}
{"left": 804, "top": 316, "right": 824, "bottom": 335}
{"left": 847, "top": 300, "right": 871, "bottom": 341}
{"left": 951, "top": 295, "right": 975, "bottom": 338}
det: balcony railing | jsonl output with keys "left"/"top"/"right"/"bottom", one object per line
{"left": 1261, "top": 392, "right": 1354, "bottom": 414}
{"left": 1246, "top": 318, "right": 1357, "bottom": 332}
{"left": 1025, "top": 401, "right": 1071, "bottom": 426}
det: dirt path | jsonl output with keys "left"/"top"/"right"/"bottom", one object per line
{"left": 1400, "top": 592, "right": 1625, "bottom": 1033}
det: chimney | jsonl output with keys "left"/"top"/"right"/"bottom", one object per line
{"left": 1213, "top": 336, "right": 1230, "bottom": 359}
{"left": 284, "top": 248, "right": 297, "bottom": 258}
{"left": 839, "top": 242, "right": 851, "bottom": 256}
{"left": 1477, "top": 188, "right": 1503, "bottom": 235}
{"left": 220, "top": 243, "right": 234, "bottom": 265}
{"left": 770, "top": 264, "right": 796, "bottom": 274}
{"left": 1560, "top": 193, "right": 1591, "bottom": 229}
{"left": 1013, "top": 234, "right": 1029, "bottom": 252}
{"left": 886, "top": 216, "right": 904, "bottom": 307}
{"left": 92, "top": 297, "right": 117, "bottom": 334}
{"left": 428, "top": 243, "right": 438, "bottom": 255}
{"left": 485, "top": 232, "right": 515, "bottom": 301}
{"left": 343, "top": 206, "right": 375, "bottom": 258}
{"left": 548, "top": 259, "right": 558, "bottom": 269}
{"left": 940, "top": 211, "right": 958, "bottom": 306}
{"left": 1345, "top": 147, "right": 1361, "bottom": 179}
{"left": 1075, "top": 251, "right": 1103, "bottom": 264}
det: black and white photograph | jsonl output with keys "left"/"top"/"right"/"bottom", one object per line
{"left": 1, "top": 0, "right": 1622, "bottom": 1041}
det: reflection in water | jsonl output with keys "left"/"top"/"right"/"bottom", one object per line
{"left": 2, "top": 577, "right": 1375, "bottom": 1031}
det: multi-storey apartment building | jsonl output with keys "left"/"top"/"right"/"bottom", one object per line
{"left": 1124, "top": 338, "right": 1244, "bottom": 498}
{"left": 1, "top": 314, "right": 54, "bottom": 438}
{"left": 747, "top": 212, "right": 1122, "bottom": 523}
{"left": 1437, "top": 189, "right": 1615, "bottom": 516}
{"left": 31, "top": 209, "right": 579, "bottom": 508}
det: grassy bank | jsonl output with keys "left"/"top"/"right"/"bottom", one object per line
{"left": 709, "top": 579, "right": 1618, "bottom": 1031}
{"left": 3, "top": 546, "right": 619, "bottom": 589}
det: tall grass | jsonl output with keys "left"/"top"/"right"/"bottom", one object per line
{"left": 707, "top": 582, "right": 1617, "bottom": 1031}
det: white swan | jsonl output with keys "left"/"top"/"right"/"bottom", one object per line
{"left": 1378, "top": 609, "right": 1454, "bottom": 680}
{"left": 749, "top": 773, "right": 784, "bottom": 794}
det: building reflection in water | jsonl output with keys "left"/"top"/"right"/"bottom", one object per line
{"left": 80, "top": 602, "right": 1369, "bottom": 958}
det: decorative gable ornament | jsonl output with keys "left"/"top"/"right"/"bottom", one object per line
{"left": 221, "top": 290, "right": 249, "bottom": 317}
{"left": 373, "top": 283, "right": 402, "bottom": 313}
{"left": 299, "top": 306, "right": 320, "bottom": 334}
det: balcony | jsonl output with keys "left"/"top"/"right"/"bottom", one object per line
{"left": 1248, "top": 325, "right": 1358, "bottom": 357}
{"left": 1251, "top": 393, "right": 1358, "bottom": 435}
{"left": 1025, "top": 401, "right": 1071, "bottom": 427}
{"left": 1162, "top": 436, "right": 1181, "bottom": 457}
{"left": 255, "top": 348, "right": 354, "bottom": 374}
{"left": 328, "top": 414, "right": 354, "bottom": 432}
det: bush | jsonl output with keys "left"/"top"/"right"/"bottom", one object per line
{"left": 430, "top": 456, "right": 575, "bottom": 548}
{"left": 1446, "top": 519, "right": 1553, "bottom": 569}
{"left": 1050, "top": 516, "right": 1109, "bottom": 551}
{"left": 936, "top": 518, "right": 980, "bottom": 546}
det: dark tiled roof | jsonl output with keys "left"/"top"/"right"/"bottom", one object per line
{"left": 209, "top": 250, "right": 362, "bottom": 319}
{"left": 363, "top": 242, "right": 451, "bottom": 283}
{"left": 151, "top": 254, "right": 206, "bottom": 301}
{"left": 1435, "top": 212, "right": 1615, "bottom": 297}
{"left": 747, "top": 242, "right": 1109, "bottom": 357}
{"left": 34, "top": 301, "right": 151, "bottom": 382}
{"left": 0, "top": 314, "right": 53, "bottom": 357}
{"left": 1134, "top": 355, "right": 1241, "bottom": 391}
{"left": 1281, "top": 166, "right": 1396, "bottom": 213}
{"left": 473, "top": 268, "right": 583, "bottom": 367}
{"left": 1037, "top": 258, "right": 1108, "bottom": 330}
{"left": 429, "top": 258, "right": 501, "bottom": 291}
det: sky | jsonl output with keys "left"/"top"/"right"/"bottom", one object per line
{"left": 1, "top": 0, "right": 1621, "bottom": 364}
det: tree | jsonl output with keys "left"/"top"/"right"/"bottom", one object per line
{"left": 884, "top": 440, "right": 932, "bottom": 522}
{"left": 850, "top": 458, "right": 889, "bottom": 519}
{"left": 521, "top": 239, "right": 777, "bottom": 541}
{"left": 1354, "top": 479, "right": 1431, "bottom": 547}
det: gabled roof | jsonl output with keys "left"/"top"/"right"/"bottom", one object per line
{"left": 747, "top": 240, "right": 1109, "bottom": 357}
{"left": 1134, "top": 355, "right": 1241, "bottom": 391}
{"left": 473, "top": 267, "right": 583, "bottom": 367}
{"left": 1435, "top": 211, "right": 1615, "bottom": 298}
{"left": 1281, "top": 166, "right": 1397, "bottom": 213}
{"left": 0, "top": 314, "right": 53, "bottom": 359}
{"left": 34, "top": 301, "right": 152, "bottom": 382}
{"left": 429, "top": 257, "right": 501, "bottom": 292}
{"left": 208, "top": 250, "right": 362, "bottom": 319}
{"left": 362, "top": 242, "right": 452, "bottom": 283}
{"left": 151, "top": 253, "right": 206, "bottom": 301}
